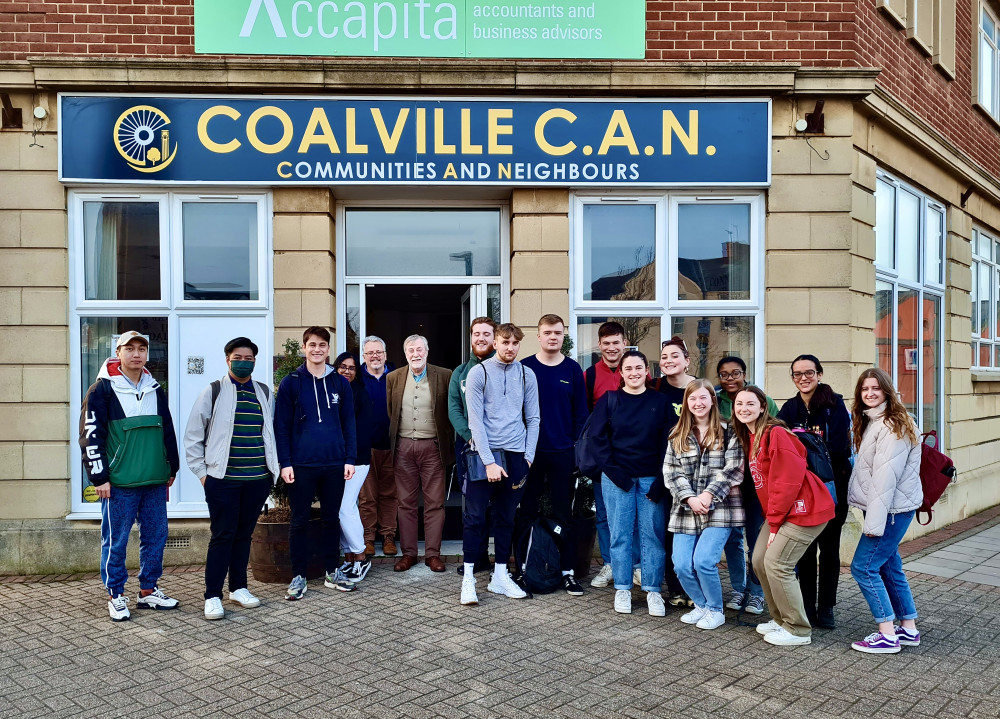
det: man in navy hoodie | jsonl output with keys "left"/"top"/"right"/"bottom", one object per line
{"left": 274, "top": 326, "right": 358, "bottom": 600}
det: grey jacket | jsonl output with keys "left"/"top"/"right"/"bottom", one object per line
{"left": 847, "top": 403, "right": 923, "bottom": 536}
{"left": 466, "top": 356, "right": 540, "bottom": 465}
{"left": 184, "top": 376, "right": 280, "bottom": 482}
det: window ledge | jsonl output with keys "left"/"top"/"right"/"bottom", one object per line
{"left": 972, "top": 369, "right": 1000, "bottom": 382}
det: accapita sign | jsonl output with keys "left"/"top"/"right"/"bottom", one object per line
{"left": 193, "top": 0, "right": 646, "bottom": 58}
{"left": 58, "top": 94, "right": 772, "bottom": 187}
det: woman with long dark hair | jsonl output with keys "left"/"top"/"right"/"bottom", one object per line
{"left": 776, "top": 354, "right": 851, "bottom": 628}
{"left": 731, "top": 386, "right": 835, "bottom": 646}
{"left": 847, "top": 368, "right": 922, "bottom": 654}
{"left": 333, "top": 351, "right": 374, "bottom": 583}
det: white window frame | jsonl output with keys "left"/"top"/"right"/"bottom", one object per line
{"left": 976, "top": 1, "right": 1000, "bottom": 121}
{"left": 972, "top": 226, "right": 1000, "bottom": 368}
{"left": 873, "top": 170, "right": 946, "bottom": 434}
{"left": 569, "top": 191, "right": 765, "bottom": 382}
{"left": 67, "top": 190, "right": 273, "bottom": 519}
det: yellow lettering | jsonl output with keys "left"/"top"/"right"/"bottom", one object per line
{"left": 460, "top": 109, "right": 482, "bottom": 155}
{"left": 277, "top": 161, "right": 292, "bottom": 178}
{"left": 371, "top": 108, "right": 409, "bottom": 154}
{"left": 662, "top": 110, "right": 699, "bottom": 155}
{"left": 498, "top": 162, "right": 511, "bottom": 179}
{"left": 597, "top": 110, "right": 639, "bottom": 156}
{"left": 416, "top": 108, "right": 427, "bottom": 154}
{"left": 197, "top": 105, "right": 241, "bottom": 153}
{"left": 297, "top": 108, "right": 341, "bottom": 154}
{"left": 346, "top": 108, "right": 368, "bottom": 154}
{"left": 488, "top": 109, "right": 513, "bottom": 155}
{"left": 443, "top": 162, "right": 457, "bottom": 179}
{"left": 246, "top": 106, "right": 294, "bottom": 154}
{"left": 534, "top": 108, "right": 577, "bottom": 156}
{"left": 434, "top": 108, "right": 456, "bottom": 154}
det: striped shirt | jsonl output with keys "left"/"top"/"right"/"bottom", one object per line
{"left": 224, "top": 379, "right": 269, "bottom": 481}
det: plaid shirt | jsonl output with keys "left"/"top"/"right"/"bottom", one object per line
{"left": 662, "top": 426, "right": 745, "bottom": 534}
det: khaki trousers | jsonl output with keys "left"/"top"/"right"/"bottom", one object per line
{"left": 359, "top": 448, "right": 398, "bottom": 543}
{"left": 752, "top": 520, "right": 828, "bottom": 638}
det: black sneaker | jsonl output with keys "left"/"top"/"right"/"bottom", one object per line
{"left": 816, "top": 606, "right": 836, "bottom": 629}
{"left": 510, "top": 571, "right": 534, "bottom": 599}
{"left": 562, "top": 574, "right": 584, "bottom": 596}
{"left": 667, "top": 592, "right": 688, "bottom": 608}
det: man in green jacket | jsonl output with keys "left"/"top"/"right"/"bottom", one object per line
{"left": 448, "top": 317, "right": 497, "bottom": 576}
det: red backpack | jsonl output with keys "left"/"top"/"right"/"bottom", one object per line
{"left": 917, "top": 431, "right": 957, "bottom": 525}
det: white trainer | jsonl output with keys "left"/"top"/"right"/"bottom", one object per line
{"left": 108, "top": 595, "right": 131, "bottom": 622}
{"left": 614, "top": 589, "right": 632, "bottom": 614}
{"left": 487, "top": 571, "right": 527, "bottom": 599}
{"left": 229, "top": 588, "right": 261, "bottom": 608}
{"left": 696, "top": 609, "right": 726, "bottom": 630}
{"left": 590, "top": 565, "right": 614, "bottom": 588}
{"left": 756, "top": 619, "right": 782, "bottom": 635}
{"left": 647, "top": 591, "right": 665, "bottom": 617}
{"left": 763, "top": 626, "right": 811, "bottom": 646}
{"left": 204, "top": 597, "right": 224, "bottom": 620}
{"left": 136, "top": 587, "right": 179, "bottom": 610}
{"left": 680, "top": 606, "right": 708, "bottom": 624}
{"left": 460, "top": 578, "right": 479, "bottom": 606}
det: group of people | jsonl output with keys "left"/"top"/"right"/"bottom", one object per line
{"left": 79, "top": 318, "right": 924, "bottom": 654}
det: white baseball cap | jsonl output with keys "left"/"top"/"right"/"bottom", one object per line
{"left": 116, "top": 331, "right": 150, "bottom": 348}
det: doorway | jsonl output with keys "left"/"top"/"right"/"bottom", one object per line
{"left": 365, "top": 284, "right": 465, "bottom": 371}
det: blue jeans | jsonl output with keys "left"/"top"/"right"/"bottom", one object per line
{"left": 725, "top": 526, "right": 764, "bottom": 599}
{"left": 594, "top": 478, "right": 640, "bottom": 568}
{"left": 601, "top": 475, "right": 665, "bottom": 592}
{"left": 851, "top": 510, "right": 919, "bottom": 623}
{"left": 672, "top": 527, "right": 731, "bottom": 612}
{"left": 100, "top": 484, "right": 168, "bottom": 596}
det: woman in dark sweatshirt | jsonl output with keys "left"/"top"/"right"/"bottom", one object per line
{"left": 776, "top": 353, "right": 852, "bottom": 629}
{"left": 587, "top": 349, "right": 671, "bottom": 617}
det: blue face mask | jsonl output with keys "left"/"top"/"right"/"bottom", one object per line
{"left": 230, "top": 360, "right": 255, "bottom": 378}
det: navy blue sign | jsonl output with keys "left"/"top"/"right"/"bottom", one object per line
{"left": 59, "top": 95, "right": 770, "bottom": 186}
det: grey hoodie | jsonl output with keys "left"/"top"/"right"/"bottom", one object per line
{"left": 465, "top": 356, "right": 540, "bottom": 465}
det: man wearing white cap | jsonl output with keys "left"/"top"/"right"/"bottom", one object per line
{"left": 79, "top": 330, "right": 181, "bottom": 622}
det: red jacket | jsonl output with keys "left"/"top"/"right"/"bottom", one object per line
{"left": 749, "top": 427, "right": 836, "bottom": 531}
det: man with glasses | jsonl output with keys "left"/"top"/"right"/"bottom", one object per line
{"left": 360, "top": 336, "right": 398, "bottom": 558}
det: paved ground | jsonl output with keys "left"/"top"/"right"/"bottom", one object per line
{"left": 3, "top": 513, "right": 1000, "bottom": 719}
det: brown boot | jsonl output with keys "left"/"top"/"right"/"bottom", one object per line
{"left": 364, "top": 541, "right": 375, "bottom": 557}
{"left": 382, "top": 535, "right": 397, "bottom": 556}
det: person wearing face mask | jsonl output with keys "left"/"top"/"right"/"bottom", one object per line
{"left": 663, "top": 380, "right": 744, "bottom": 630}
{"left": 585, "top": 350, "right": 671, "bottom": 616}
{"left": 185, "top": 337, "right": 279, "bottom": 620}
{"left": 776, "top": 354, "right": 852, "bottom": 629}
{"left": 847, "top": 368, "right": 922, "bottom": 654}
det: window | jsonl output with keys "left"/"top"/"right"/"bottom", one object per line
{"left": 571, "top": 193, "right": 763, "bottom": 380}
{"left": 873, "top": 172, "right": 945, "bottom": 433}
{"left": 972, "top": 227, "right": 1000, "bottom": 368}
{"left": 979, "top": 2, "right": 1000, "bottom": 119}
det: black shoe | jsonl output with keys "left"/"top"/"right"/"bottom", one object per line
{"left": 510, "top": 571, "right": 534, "bottom": 599}
{"left": 562, "top": 574, "right": 584, "bottom": 596}
{"left": 667, "top": 592, "right": 688, "bottom": 608}
{"left": 456, "top": 559, "right": 495, "bottom": 575}
{"left": 816, "top": 606, "right": 836, "bottom": 629}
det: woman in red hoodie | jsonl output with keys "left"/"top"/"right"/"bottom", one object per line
{"left": 731, "top": 386, "right": 836, "bottom": 647}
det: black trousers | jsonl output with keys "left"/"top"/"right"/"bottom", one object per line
{"left": 288, "top": 465, "right": 346, "bottom": 576}
{"left": 462, "top": 452, "right": 528, "bottom": 567}
{"left": 514, "top": 448, "right": 577, "bottom": 572}
{"left": 797, "top": 476, "right": 850, "bottom": 611}
{"left": 203, "top": 475, "right": 272, "bottom": 600}
{"left": 457, "top": 436, "right": 491, "bottom": 564}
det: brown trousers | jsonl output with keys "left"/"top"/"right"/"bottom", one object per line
{"left": 394, "top": 437, "right": 446, "bottom": 558}
{"left": 752, "top": 520, "right": 828, "bottom": 638}
{"left": 359, "top": 448, "right": 398, "bottom": 543}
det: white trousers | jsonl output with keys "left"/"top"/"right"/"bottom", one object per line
{"left": 339, "top": 464, "right": 369, "bottom": 554}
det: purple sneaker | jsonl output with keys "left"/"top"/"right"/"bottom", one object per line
{"left": 894, "top": 625, "right": 921, "bottom": 647}
{"left": 852, "top": 632, "right": 901, "bottom": 654}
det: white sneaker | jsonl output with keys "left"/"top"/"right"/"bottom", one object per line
{"left": 136, "top": 587, "right": 179, "bottom": 610}
{"left": 696, "top": 609, "right": 726, "bottom": 630}
{"left": 614, "top": 589, "right": 632, "bottom": 614}
{"left": 756, "top": 619, "right": 782, "bottom": 635}
{"left": 590, "top": 564, "right": 614, "bottom": 588}
{"left": 680, "top": 606, "right": 708, "bottom": 624}
{"left": 725, "top": 591, "right": 746, "bottom": 611}
{"left": 647, "top": 591, "right": 665, "bottom": 617}
{"left": 108, "top": 594, "right": 130, "bottom": 622}
{"left": 204, "top": 597, "right": 224, "bottom": 620}
{"left": 632, "top": 567, "right": 642, "bottom": 587}
{"left": 460, "top": 578, "right": 479, "bottom": 606}
{"left": 763, "top": 626, "right": 812, "bottom": 646}
{"left": 229, "top": 588, "right": 260, "bottom": 608}
{"left": 487, "top": 571, "right": 527, "bottom": 599}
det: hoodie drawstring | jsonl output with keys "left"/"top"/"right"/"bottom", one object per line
{"left": 312, "top": 375, "right": 323, "bottom": 423}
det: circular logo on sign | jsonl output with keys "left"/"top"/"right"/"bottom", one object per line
{"left": 83, "top": 485, "right": 99, "bottom": 503}
{"left": 113, "top": 105, "right": 177, "bottom": 173}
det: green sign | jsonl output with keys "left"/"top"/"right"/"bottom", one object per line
{"left": 194, "top": 0, "right": 646, "bottom": 58}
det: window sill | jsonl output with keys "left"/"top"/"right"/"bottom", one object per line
{"left": 971, "top": 369, "right": 1000, "bottom": 383}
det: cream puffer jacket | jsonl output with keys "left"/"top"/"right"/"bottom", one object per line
{"left": 847, "top": 403, "right": 922, "bottom": 537}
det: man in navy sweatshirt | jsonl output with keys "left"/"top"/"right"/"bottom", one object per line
{"left": 274, "top": 326, "right": 357, "bottom": 600}
{"left": 518, "top": 314, "right": 589, "bottom": 596}
{"left": 460, "top": 323, "right": 540, "bottom": 606}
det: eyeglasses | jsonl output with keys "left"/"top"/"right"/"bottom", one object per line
{"left": 661, "top": 336, "right": 688, "bottom": 351}
{"left": 363, "top": 350, "right": 385, "bottom": 357}
{"left": 791, "top": 370, "right": 818, "bottom": 380}
{"left": 718, "top": 370, "right": 744, "bottom": 380}
{"left": 338, "top": 366, "right": 357, "bottom": 373}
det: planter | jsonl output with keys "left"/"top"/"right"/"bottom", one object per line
{"left": 570, "top": 512, "right": 598, "bottom": 580}
{"left": 249, "top": 515, "right": 325, "bottom": 584}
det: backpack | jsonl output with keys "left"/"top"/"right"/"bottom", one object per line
{"left": 788, "top": 428, "right": 838, "bottom": 505}
{"left": 575, "top": 391, "right": 618, "bottom": 478}
{"left": 916, "top": 431, "right": 957, "bottom": 525}
{"left": 519, "top": 518, "right": 564, "bottom": 594}
{"left": 205, "top": 378, "right": 271, "bottom": 443}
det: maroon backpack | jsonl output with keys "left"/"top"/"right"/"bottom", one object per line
{"left": 916, "top": 431, "right": 956, "bottom": 525}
